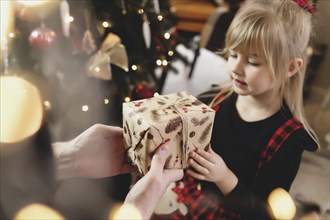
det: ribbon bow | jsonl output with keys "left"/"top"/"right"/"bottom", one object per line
{"left": 86, "top": 33, "right": 129, "bottom": 80}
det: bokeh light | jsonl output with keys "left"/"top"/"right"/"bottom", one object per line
{"left": 268, "top": 188, "right": 296, "bottom": 220}
{"left": 14, "top": 203, "right": 64, "bottom": 220}
{"left": 109, "top": 203, "right": 142, "bottom": 220}
{"left": 0, "top": 76, "right": 43, "bottom": 143}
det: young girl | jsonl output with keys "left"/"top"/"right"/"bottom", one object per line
{"left": 153, "top": 0, "right": 319, "bottom": 219}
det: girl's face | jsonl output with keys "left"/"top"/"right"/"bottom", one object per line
{"left": 227, "top": 49, "right": 276, "bottom": 97}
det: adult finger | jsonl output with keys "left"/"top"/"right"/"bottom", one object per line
{"left": 149, "top": 144, "right": 169, "bottom": 174}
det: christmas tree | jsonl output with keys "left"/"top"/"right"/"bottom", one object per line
{"left": 3, "top": 0, "right": 183, "bottom": 142}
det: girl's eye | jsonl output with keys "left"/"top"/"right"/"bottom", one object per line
{"left": 248, "top": 59, "right": 260, "bottom": 66}
{"left": 248, "top": 61, "right": 260, "bottom": 66}
{"left": 229, "top": 53, "right": 237, "bottom": 58}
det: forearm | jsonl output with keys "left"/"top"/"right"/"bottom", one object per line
{"left": 123, "top": 176, "right": 163, "bottom": 219}
{"left": 52, "top": 141, "right": 77, "bottom": 180}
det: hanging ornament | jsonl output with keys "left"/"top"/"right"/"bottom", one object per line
{"left": 153, "top": 0, "right": 160, "bottom": 14}
{"left": 86, "top": 33, "right": 129, "bottom": 80}
{"left": 29, "top": 24, "right": 57, "bottom": 50}
{"left": 120, "top": 0, "right": 127, "bottom": 15}
{"left": 60, "top": 0, "right": 70, "bottom": 38}
{"left": 142, "top": 14, "right": 151, "bottom": 49}
{"left": 82, "top": 8, "right": 96, "bottom": 55}
{"left": 140, "top": 0, "right": 151, "bottom": 49}
{"left": 132, "top": 82, "right": 155, "bottom": 100}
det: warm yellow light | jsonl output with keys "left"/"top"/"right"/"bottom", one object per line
{"left": 138, "top": 9, "right": 144, "bottom": 14}
{"left": 268, "top": 188, "right": 296, "bottom": 220}
{"left": 109, "top": 203, "right": 142, "bottom": 220}
{"left": 0, "top": 76, "right": 43, "bottom": 143}
{"left": 124, "top": 97, "right": 131, "bottom": 102}
{"left": 131, "top": 65, "right": 138, "bottom": 71}
{"left": 157, "top": 15, "right": 163, "bottom": 21}
{"left": 16, "top": 1, "right": 60, "bottom": 19}
{"left": 14, "top": 203, "right": 65, "bottom": 220}
{"left": 104, "top": 99, "right": 110, "bottom": 104}
{"left": 82, "top": 105, "right": 89, "bottom": 112}
{"left": 156, "top": 59, "right": 162, "bottom": 66}
{"left": 164, "top": 33, "right": 170, "bottom": 39}
{"left": 16, "top": 1, "right": 51, "bottom": 7}
{"left": 8, "top": 32, "right": 15, "bottom": 38}
{"left": 0, "top": 1, "right": 15, "bottom": 43}
{"left": 94, "top": 67, "right": 100, "bottom": 72}
{"left": 102, "top": 21, "right": 109, "bottom": 28}
{"left": 68, "top": 16, "right": 74, "bottom": 22}
{"left": 168, "top": 50, "right": 174, "bottom": 56}
{"left": 44, "top": 100, "right": 52, "bottom": 110}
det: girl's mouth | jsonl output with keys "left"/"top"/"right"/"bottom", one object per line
{"left": 233, "top": 78, "right": 247, "bottom": 87}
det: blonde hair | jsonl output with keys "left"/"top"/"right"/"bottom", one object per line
{"left": 222, "top": 0, "right": 320, "bottom": 147}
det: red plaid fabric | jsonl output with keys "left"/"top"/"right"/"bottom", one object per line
{"left": 169, "top": 175, "right": 241, "bottom": 220}
{"left": 255, "top": 118, "right": 303, "bottom": 177}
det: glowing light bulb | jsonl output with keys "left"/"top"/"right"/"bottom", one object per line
{"left": 82, "top": 105, "right": 89, "bottom": 112}
{"left": 156, "top": 59, "right": 162, "bottom": 66}
{"left": 168, "top": 50, "right": 174, "bottom": 56}
{"left": 164, "top": 33, "right": 170, "bottom": 39}
{"left": 14, "top": 203, "right": 65, "bottom": 220}
{"left": 138, "top": 9, "right": 144, "bottom": 14}
{"left": 131, "top": 65, "right": 138, "bottom": 71}
{"left": 268, "top": 188, "right": 296, "bottom": 220}
{"left": 44, "top": 100, "right": 52, "bottom": 110}
{"left": 102, "top": 21, "right": 110, "bottom": 28}
{"left": 0, "top": 76, "right": 43, "bottom": 143}
{"left": 162, "top": 60, "right": 168, "bottom": 66}
{"left": 124, "top": 97, "right": 131, "bottom": 102}
{"left": 104, "top": 99, "right": 110, "bottom": 104}
{"left": 0, "top": 1, "right": 15, "bottom": 44}
{"left": 154, "top": 92, "right": 159, "bottom": 97}
{"left": 157, "top": 15, "right": 163, "bottom": 21}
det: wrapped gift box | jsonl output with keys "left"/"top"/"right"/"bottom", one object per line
{"left": 122, "top": 91, "right": 215, "bottom": 174}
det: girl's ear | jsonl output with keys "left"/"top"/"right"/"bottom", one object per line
{"left": 287, "top": 58, "right": 303, "bottom": 78}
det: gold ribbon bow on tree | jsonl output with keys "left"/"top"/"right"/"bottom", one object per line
{"left": 86, "top": 33, "right": 129, "bottom": 80}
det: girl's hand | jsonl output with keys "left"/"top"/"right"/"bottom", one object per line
{"left": 187, "top": 146, "right": 238, "bottom": 195}
{"left": 187, "top": 146, "right": 227, "bottom": 183}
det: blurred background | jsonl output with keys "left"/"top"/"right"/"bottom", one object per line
{"left": 1, "top": 0, "right": 329, "bottom": 219}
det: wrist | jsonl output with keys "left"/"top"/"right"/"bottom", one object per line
{"left": 52, "top": 141, "right": 78, "bottom": 180}
{"left": 215, "top": 168, "right": 238, "bottom": 196}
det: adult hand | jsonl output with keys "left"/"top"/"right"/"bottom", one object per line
{"left": 122, "top": 144, "right": 184, "bottom": 219}
{"left": 53, "top": 124, "right": 135, "bottom": 180}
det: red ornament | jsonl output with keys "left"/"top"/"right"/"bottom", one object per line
{"left": 29, "top": 27, "right": 57, "bottom": 50}
{"left": 132, "top": 82, "right": 154, "bottom": 100}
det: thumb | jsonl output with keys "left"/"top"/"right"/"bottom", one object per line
{"left": 149, "top": 143, "right": 169, "bottom": 174}
{"left": 163, "top": 169, "right": 184, "bottom": 185}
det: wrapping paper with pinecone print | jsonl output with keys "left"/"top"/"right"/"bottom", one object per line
{"left": 122, "top": 91, "right": 215, "bottom": 174}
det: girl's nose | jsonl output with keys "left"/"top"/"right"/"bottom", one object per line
{"left": 232, "top": 57, "right": 244, "bottom": 75}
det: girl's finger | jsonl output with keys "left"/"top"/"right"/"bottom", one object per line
{"left": 186, "top": 169, "right": 205, "bottom": 180}
{"left": 192, "top": 149, "right": 215, "bottom": 165}
{"left": 188, "top": 158, "right": 209, "bottom": 175}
